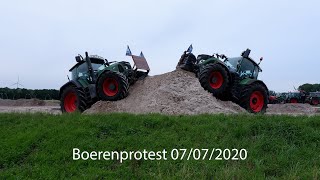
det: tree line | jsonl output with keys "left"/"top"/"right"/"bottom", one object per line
{"left": 0, "top": 87, "right": 59, "bottom": 100}
{"left": 298, "top": 83, "right": 320, "bottom": 93}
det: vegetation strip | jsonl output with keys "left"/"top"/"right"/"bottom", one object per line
{"left": 0, "top": 113, "right": 319, "bottom": 179}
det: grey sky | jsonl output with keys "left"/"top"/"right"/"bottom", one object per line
{"left": 0, "top": 0, "right": 319, "bottom": 92}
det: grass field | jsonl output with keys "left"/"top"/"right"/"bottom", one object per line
{"left": 0, "top": 113, "right": 320, "bottom": 179}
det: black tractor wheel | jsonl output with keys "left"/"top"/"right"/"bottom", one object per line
{"left": 239, "top": 83, "right": 268, "bottom": 113}
{"left": 60, "top": 86, "right": 88, "bottom": 113}
{"left": 199, "top": 63, "right": 230, "bottom": 97}
{"left": 97, "top": 71, "right": 129, "bottom": 101}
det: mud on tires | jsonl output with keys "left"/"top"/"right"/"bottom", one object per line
{"left": 97, "top": 71, "right": 129, "bottom": 101}
{"left": 60, "top": 86, "right": 88, "bottom": 113}
{"left": 199, "top": 63, "right": 230, "bottom": 98}
{"left": 239, "top": 83, "right": 268, "bottom": 113}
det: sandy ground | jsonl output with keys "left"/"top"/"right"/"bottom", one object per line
{"left": 0, "top": 99, "right": 59, "bottom": 106}
{"left": 0, "top": 106, "right": 61, "bottom": 114}
{"left": 0, "top": 70, "right": 318, "bottom": 115}
{"left": 267, "top": 104, "right": 318, "bottom": 116}
{"left": 0, "top": 99, "right": 61, "bottom": 114}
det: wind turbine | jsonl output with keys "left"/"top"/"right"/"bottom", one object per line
{"left": 11, "top": 76, "right": 24, "bottom": 89}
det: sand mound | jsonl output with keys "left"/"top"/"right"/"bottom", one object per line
{"left": 267, "top": 104, "right": 317, "bottom": 115}
{"left": 85, "top": 70, "right": 246, "bottom": 115}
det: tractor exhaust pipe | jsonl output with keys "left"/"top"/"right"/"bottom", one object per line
{"left": 85, "top": 52, "right": 97, "bottom": 83}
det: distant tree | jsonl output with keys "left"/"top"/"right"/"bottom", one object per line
{"left": 0, "top": 88, "right": 59, "bottom": 100}
{"left": 298, "top": 83, "right": 320, "bottom": 93}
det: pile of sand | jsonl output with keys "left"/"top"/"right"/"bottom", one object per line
{"left": 85, "top": 70, "right": 246, "bottom": 115}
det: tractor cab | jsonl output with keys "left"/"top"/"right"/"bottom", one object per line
{"left": 224, "top": 49, "right": 262, "bottom": 80}
{"left": 69, "top": 55, "right": 106, "bottom": 81}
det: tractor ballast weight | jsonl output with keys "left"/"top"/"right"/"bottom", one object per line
{"left": 177, "top": 45, "right": 269, "bottom": 113}
{"left": 59, "top": 47, "right": 150, "bottom": 113}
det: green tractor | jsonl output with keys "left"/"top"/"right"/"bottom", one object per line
{"left": 307, "top": 92, "right": 320, "bottom": 106}
{"left": 59, "top": 47, "right": 150, "bottom": 113}
{"left": 275, "top": 92, "right": 287, "bottom": 104}
{"left": 285, "top": 91, "right": 307, "bottom": 104}
{"left": 177, "top": 45, "right": 269, "bottom": 113}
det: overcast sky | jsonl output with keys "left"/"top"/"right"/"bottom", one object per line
{"left": 0, "top": 0, "right": 319, "bottom": 92}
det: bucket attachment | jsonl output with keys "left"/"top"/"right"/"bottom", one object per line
{"left": 131, "top": 55, "right": 150, "bottom": 80}
{"left": 131, "top": 55, "right": 150, "bottom": 72}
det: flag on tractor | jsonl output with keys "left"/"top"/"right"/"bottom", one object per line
{"left": 186, "top": 44, "right": 193, "bottom": 53}
{"left": 140, "top": 51, "right": 145, "bottom": 58}
{"left": 126, "top": 45, "right": 132, "bottom": 56}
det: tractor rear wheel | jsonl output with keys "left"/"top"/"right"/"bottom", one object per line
{"left": 239, "top": 83, "right": 268, "bottom": 113}
{"left": 199, "top": 63, "right": 230, "bottom": 98}
{"left": 97, "top": 71, "right": 129, "bottom": 101}
{"left": 60, "top": 86, "right": 88, "bottom": 113}
{"left": 311, "top": 98, "right": 319, "bottom": 106}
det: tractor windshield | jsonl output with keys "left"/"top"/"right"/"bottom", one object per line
{"left": 239, "top": 58, "right": 260, "bottom": 79}
{"left": 71, "top": 63, "right": 89, "bottom": 80}
{"left": 71, "top": 63, "right": 103, "bottom": 80}
{"left": 224, "top": 57, "right": 241, "bottom": 71}
{"left": 92, "top": 63, "right": 104, "bottom": 71}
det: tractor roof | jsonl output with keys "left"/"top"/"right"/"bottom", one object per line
{"left": 69, "top": 57, "right": 105, "bottom": 72}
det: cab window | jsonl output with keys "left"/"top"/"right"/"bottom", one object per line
{"left": 239, "top": 58, "right": 255, "bottom": 78}
{"left": 253, "top": 66, "right": 259, "bottom": 79}
{"left": 77, "top": 63, "right": 89, "bottom": 78}
{"left": 71, "top": 63, "right": 89, "bottom": 80}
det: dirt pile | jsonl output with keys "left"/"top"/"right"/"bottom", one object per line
{"left": 267, "top": 104, "right": 317, "bottom": 115}
{"left": 0, "top": 99, "right": 58, "bottom": 107}
{"left": 85, "top": 70, "right": 246, "bottom": 115}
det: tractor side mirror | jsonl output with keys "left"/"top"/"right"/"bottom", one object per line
{"left": 258, "top": 57, "right": 263, "bottom": 65}
{"left": 75, "top": 56, "right": 82, "bottom": 62}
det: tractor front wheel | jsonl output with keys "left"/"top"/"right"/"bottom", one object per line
{"left": 97, "top": 71, "right": 129, "bottom": 101}
{"left": 60, "top": 86, "right": 87, "bottom": 113}
{"left": 239, "top": 83, "right": 268, "bottom": 113}
{"left": 199, "top": 63, "right": 230, "bottom": 98}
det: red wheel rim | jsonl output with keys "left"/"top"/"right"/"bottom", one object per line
{"left": 250, "top": 91, "right": 264, "bottom": 112}
{"left": 209, "top": 71, "right": 224, "bottom": 89}
{"left": 103, "top": 78, "right": 119, "bottom": 97}
{"left": 312, "top": 99, "right": 319, "bottom": 105}
{"left": 64, "top": 92, "right": 77, "bottom": 112}
{"left": 290, "top": 99, "right": 298, "bottom": 103}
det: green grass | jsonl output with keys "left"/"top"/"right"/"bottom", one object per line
{"left": 0, "top": 113, "right": 320, "bottom": 179}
